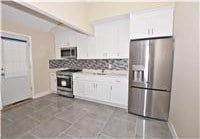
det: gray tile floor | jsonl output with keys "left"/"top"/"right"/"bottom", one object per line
{"left": 1, "top": 94, "right": 173, "bottom": 139}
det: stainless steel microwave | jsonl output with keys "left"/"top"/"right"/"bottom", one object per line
{"left": 61, "top": 47, "right": 77, "bottom": 59}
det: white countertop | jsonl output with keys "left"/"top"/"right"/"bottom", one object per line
{"left": 74, "top": 69, "right": 128, "bottom": 78}
{"left": 49, "top": 68, "right": 128, "bottom": 78}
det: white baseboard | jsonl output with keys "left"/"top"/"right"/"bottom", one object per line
{"left": 33, "top": 90, "right": 51, "bottom": 99}
{"left": 168, "top": 121, "right": 179, "bottom": 139}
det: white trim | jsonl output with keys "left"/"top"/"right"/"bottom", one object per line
{"left": 0, "top": 30, "right": 34, "bottom": 107}
{"left": 33, "top": 90, "right": 51, "bottom": 99}
{"left": 75, "top": 95, "right": 128, "bottom": 109}
{"left": 168, "top": 121, "right": 179, "bottom": 139}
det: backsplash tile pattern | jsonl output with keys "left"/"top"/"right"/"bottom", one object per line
{"left": 49, "top": 59, "right": 128, "bottom": 70}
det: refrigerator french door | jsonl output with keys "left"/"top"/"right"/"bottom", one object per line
{"left": 128, "top": 37, "right": 173, "bottom": 121}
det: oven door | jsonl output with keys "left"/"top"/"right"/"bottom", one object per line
{"left": 57, "top": 75, "right": 72, "bottom": 92}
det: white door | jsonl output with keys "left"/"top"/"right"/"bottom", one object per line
{"left": 1, "top": 38, "right": 31, "bottom": 106}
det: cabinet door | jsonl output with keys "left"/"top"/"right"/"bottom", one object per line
{"left": 84, "top": 81, "right": 96, "bottom": 99}
{"left": 95, "top": 82, "right": 110, "bottom": 102}
{"left": 110, "top": 79, "right": 128, "bottom": 106}
{"left": 117, "top": 18, "right": 130, "bottom": 58}
{"left": 87, "top": 37, "right": 96, "bottom": 59}
{"left": 50, "top": 72, "right": 57, "bottom": 92}
{"left": 95, "top": 23, "right": 114, "bottom": 59}
{"left": 150, "top": 8, "right": 173, "bottom": 37}
{"left": 73, "top": 79, "right": 85, "bottom": 97}
{"left": 77, "top": 34, "right": 88, "bottom": 59}
{"left": 130, "top": 12, "right": 149, "bottom": 39}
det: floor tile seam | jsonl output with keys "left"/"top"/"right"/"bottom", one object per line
{"left": 94, "top": 109, "right": 116, "bottom": 138}
{"left": 55, "top": 110, "right": 98, "bottom": 139}
{"left": 31, "top": 117, "right": 73, "bottom": 139}
{"left": 15, "top": 130, "right": 40, "bottom": 139}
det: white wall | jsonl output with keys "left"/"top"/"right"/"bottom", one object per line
{"left": 87, "top": 2, "right": 174, "bottom": 22}
{"left": 18, "top": 2, "right": 92, "bottom": 34}
{"left": 169, "top": 2, "right": 199, "bottom": 138}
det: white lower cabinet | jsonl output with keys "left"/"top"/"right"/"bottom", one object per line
{"left": 73, "top": 75, "right": 128, "bottom": 107}
{"left": 74, "top": 79, "right": 86, "bottom": 97}
{"left": 50, "top": 72, "right": 57, "bottom": 92}
{"left": 95, "top": 82, "right": 110, "bottom": 102}
{"left": 110, "top": 80, "right": 128, "bottom": 106}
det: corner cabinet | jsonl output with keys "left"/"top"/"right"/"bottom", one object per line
{"left": 130, "top": 7, "right": 174, "bottom": 39}
{"left": 73, "top": 74, "right": 128, "bottom": 107}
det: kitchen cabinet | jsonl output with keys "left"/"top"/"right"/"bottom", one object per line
{"left": 77, "top": 33, "right": 96, "bottom": 59}
{"left": 115, "top": 18, "right": 130, "bottom": 58}
{"left": 95, "top": 82, "right": 110, "bottom": 102}
{"left": 50, "top": 72, "right": 57, "bottom": 92}
{"left": 95, "top": 22, "right": 115, "bottom": 59}
{"left": 77, "top": 33, "right": 88, "bottom": 59}
{"left": 94, "top": 16, "right": 129, "bottom": 59}
{"left": 130, "top": 7, "right": 174, "bottom": 39}
{"left": 74, "top": 79, "right": 85, "bottom": 97}
{"left": 87, "top": 37, "right": 96, "bottom": 59}
{"left": 73, "top": 74, "right": 128, "bottom": 107}
{"left": 54, "top": 16, "right": 129, "bottom": 59}
{"left": 54, "top": 29, "right": 77, "bottom": 48}
{"left": 110, "top": 79, "right": 128, "bottom": 106}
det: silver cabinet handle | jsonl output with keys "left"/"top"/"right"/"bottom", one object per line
{"left": 148, "top": 29, "right": 150, "bottom": 35}
{"left": 110, "top": 86, "right": 112, "bottom": 90}
{"left": 96, "top": 84, "right": 97, "bottom": 88}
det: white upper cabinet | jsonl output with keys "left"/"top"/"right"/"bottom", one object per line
{"left": 77, "top": 33, "right": 88, "bottom": 59}
{"left": 130, "top": 7, "right": 174, "bottom": 39}
{"left": 87, "top": 36, "right": 96, "bottom": 59}
{"left": 94, "top": 16, "right": 130, "bottom": 59}
{"left": 54, "top": 29, "right": 77, "bottom": 48}
{"left": 116, "top": 18, "right": 130, "bottom": 58}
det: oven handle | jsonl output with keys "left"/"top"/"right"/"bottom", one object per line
{"left": 57, "top": 75, "right": 71, "bottom": 79}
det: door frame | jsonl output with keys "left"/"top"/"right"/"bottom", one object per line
{"left": 0, "top": 30, "right": 34, "bottom": 109}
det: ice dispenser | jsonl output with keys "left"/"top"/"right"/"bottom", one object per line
{"left": 132, "top": 65, "right": 145, "bottom": 82}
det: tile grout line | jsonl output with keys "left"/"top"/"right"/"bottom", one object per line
{"left": 55, "top": 106, "right": 89, "bottom": 138}
{"left": 94, "top": 108, "right": 116, "bottom": 138}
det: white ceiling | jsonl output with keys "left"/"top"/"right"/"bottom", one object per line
{"left": 1, "top": 4, "right": 58, "bottom": 32}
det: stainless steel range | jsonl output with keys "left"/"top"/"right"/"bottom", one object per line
{"left": 56, "top": 69, "right": 81, "bottom": 97}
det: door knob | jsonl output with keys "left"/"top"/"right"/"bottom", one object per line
{"left": 1, "top": 73, "right": 5, "bottom": 76}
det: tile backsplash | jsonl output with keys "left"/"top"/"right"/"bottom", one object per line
{"left": 49, "top": 59, "right": 128, "bottom": 70}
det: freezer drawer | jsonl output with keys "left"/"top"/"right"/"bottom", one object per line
{"left": 128, "top": 87, "right": 170, "bottom": 121}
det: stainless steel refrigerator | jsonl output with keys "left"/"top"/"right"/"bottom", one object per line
{"left": 128, "top": 37, "right": 174, "bottom": 121}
